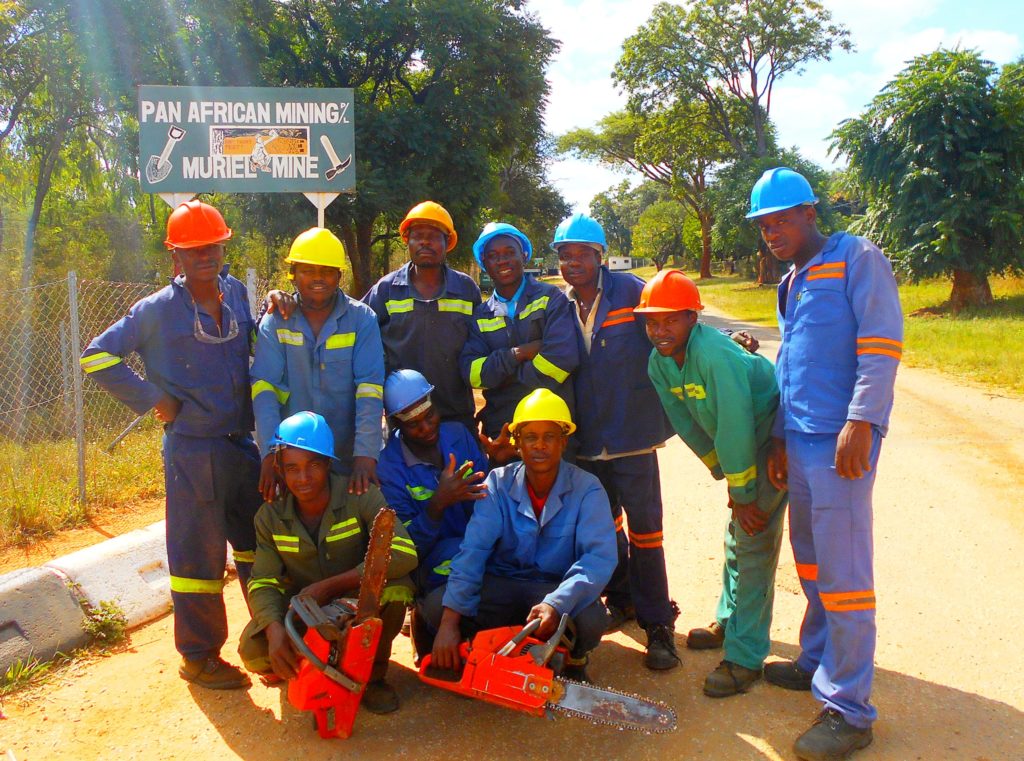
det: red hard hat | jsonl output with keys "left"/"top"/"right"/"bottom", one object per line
{"left": 634, "top": 269, "right": 704, "bottom": 313}
{"left": 164, "top": 200, "right": 233, "bottom": 250}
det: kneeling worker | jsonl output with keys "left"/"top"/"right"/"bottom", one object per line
{"left": 238, "top": 412, "right": 418, "bottom": 713}
{"left": 428, "top": 389, "right": 616, "bottom": 681}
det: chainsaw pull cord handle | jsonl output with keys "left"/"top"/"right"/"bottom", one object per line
{"left": 529, "top": 613, "right": 571, "bottom": 667}
{"left": 284, "top": 606, "right": 363, "bottom": 693}
{"left": 496, "top": 618, "right": 542, "bottom": 657}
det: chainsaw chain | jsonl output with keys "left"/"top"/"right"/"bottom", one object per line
{"left": 548, "top": 678, "right": 678, "bottom": 734}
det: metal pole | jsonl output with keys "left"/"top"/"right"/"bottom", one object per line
{"left": 67, "top": 271, "right": 86, "bottom": 504}
{"left": 318, "top": 203, "right": 325, "bottom": 229}
{"left": 246, "top": 267, "right": 258, "bottom": 321}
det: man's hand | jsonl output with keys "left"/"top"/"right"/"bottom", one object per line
{"left": 730, "top": 497, "right": 769, "bottom": 536}
{"left": 526, "top": 602, "right": 559, "bottom": 639}
{"left": 835, "top": 420, "right": 873, "bottom": 479}
{"left": 429, "top": 454, "right": 487, "bottom": 520}
{"left": 266, "top": 621, "right": 300, "bottom": 680}
{"left": 731, "top": 331, "right": 760, "bottom": 353}
{"left": 431, "top": 609, "right": 464, "bottom": 671}
{"left": 258, "top": 454, "right": 280, "bottom": 502}
{"left": 299, "top": 573, "right": 356, "bottom": 606}
{"left": 265, "top": 290, "right": 297, "bottom": 320}
{"left": 478, "top": 422, "right": 517, "bottom": 466}
{"left": 767, "top": 436, "right": 788, "bottom": 490}
{"left": 348, "top": 456, "right": 379, "bottom": 495}
{"left": 513, "top": 340, "right": 542, "bottom": 363}
{"left": 152, "top": 393, "right": 182, "bottom": 423}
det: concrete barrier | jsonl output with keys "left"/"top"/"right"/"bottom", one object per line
{"left": 46, "top": 521, "right": 171, "bottom": 630}
{"left": 0, "top": 566, "right": 90, "bottom": 674}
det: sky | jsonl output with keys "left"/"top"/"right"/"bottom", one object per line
{"left": 529, "top": 0, "right": 1024, "bottom": 212}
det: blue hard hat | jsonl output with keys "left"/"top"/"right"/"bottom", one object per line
{"left": 472, "top": 222, "right": 533, "bottom": 267}
{"left": 746, "top": 167, "right": 818, "bottom": 219}
{"left": 270, "top": 411, "right": 337, "bottom": 460}
{"left": 551, "top": 213, "right": 606, "bottom": 252}
{"left": 383, "top": 369, "right": 435, "bottom": 417}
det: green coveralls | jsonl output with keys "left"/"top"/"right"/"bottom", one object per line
{"left": 238, "top": 473, "right": 419, "bottom": 680}
{"left": 648, "top": 322, "right": 788, "bottom": 670}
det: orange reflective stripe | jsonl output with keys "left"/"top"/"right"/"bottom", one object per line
{"left": 857, "top": 347, "right": 902, "bottom": 359}
{"left": 628, "top": 529, "right": 663, "bottom": 549}
{"left": 808, "top": 262, "right": 845, "bottom": 272}
{"left": 820, "top": 590, "right": 876, "bottom": 612}
{"left": 601, "top": 307, "right": 635, "bottom": 328}
{"left": 796, "top": 563, "right": 818, "bottom": 581}
{"left": 806, "top": 272, "right": 845, "bottom": 281}
{"left": 614, "top": 514, "right": 624, "bottom": 532}
{"left": 857, "top": 336, "right": 902, "bottom": 347}
{"left": 857, "top": 336, "right": 902, "bottom": 360}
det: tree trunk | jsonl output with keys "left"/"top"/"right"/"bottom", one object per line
{"left": 698, "top": 212, "right": 713, "bottom": 279}
{"left": 22, "top": 127, "right": 65, "bottom": 287}
{"left": 754, "top": 241, "right": 778, "bottom": 285}
{"left": 351, "top": 215, "right": 376, "bottom": 298}
{"left": 948, "top": 269, "right": 993, "bottom": 312}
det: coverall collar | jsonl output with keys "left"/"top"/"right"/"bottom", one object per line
{"left": 392, "top": 261, "right": 451, "bottom": 300}
{"left": 507, "top": 460, "right": 573, "bottom": 527}
{"left": 279, "top": 472, "right": 352, "bottom": 544}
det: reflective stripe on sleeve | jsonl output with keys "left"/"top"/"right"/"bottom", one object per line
{"left": 856, "top": 336, "right": 902, "bottom": 360}
{"left": 79, "top": 352, "right": 123, "bottom": 373}
{"left": 700, "top": 449, "right": 720, "bottom": 469}
{"left": 252, "top": 380, "right": 290, "bottom": 404}
{"left": 470, "top": 357, "right": 487, "bottom": 388}
{"left": 531, "top": 353, "right": 569, "bottom": 383}
{"left": 232, "top": 549, "right": 256, "bottom": 564}
{"left": 356, "top": 383, "right": 384, "bottom": 400}
{"left": 170, "top": 575, "right": 225, "bottom": 594}
{"left": 406, "top": 485, "right": 435, "bottom": 501}
{"left": 725, "top": 465, "right": 757, "bottom": 488}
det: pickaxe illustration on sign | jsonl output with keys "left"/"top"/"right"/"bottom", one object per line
{"left": 320, "top": 134, "right": 352, "bottom": 181}
{"left": 145, "top": 125, "right": 186, "bottom": 184}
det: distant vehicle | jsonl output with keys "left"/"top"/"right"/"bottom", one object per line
{"left": 608, "top": 256, "right": 632, "bottom": 271}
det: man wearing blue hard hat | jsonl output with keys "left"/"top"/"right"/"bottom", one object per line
{"left": 748, "top": 168, "right": 903, "bottom": 761}
{"left": 459, "top": 222, "right": 579, "bottom": 459}
{"left": 375, "top": 369, "right": 489, "bottom": 659}
{"left": 238, "top": 411, "right": 419, "bottom": 714}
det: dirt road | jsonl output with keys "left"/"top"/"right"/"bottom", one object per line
{"left": 4, "top": 309, "right": 1023, "bottom": 760}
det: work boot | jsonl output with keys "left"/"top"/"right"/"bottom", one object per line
{"left": 765, "top": 659, "right": 814, "bottom": 691}
{"left": 362, "top": 679, "right": 400, "bottom": 714}
{"left": 561, "top": 655, "right": 591, "bottom": 683}
{"left": 702, "top": 660, "right": 762, "bottom": 698}
{"left": 643, "top": 624, "right": 681, "bottom": 671}
{"left": 179, "top": 656, "right": 251, "bottom": 690}
{"left": 793, "top": 709, "right": 873, "bottom": 761}
{"left": 686, "top": 621, "right": 725, "bottom": 650}
{"left": 605, "top": 602, "right": 636, "bottom": 633}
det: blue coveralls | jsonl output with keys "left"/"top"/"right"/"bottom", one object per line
{"left": 568, "top": 267, "right": 675, "bottom": 629}
{"left": 80, "top": 273, "right": 261, "bottom": 661}
{"left": 250, "top": 292, "right": 384, "bottom": 473}
{"left": 459, "top": 275, "right": 580, "bottom": 440}
{"left": 363, "top": 263, "right": 481, "bottom": 430}
{"left": 774, "top": 232, "right": 902, "bottom": 728}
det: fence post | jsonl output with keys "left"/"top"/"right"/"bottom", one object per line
{"left": 246, "top": 267, "right": 258, "bottom": 320}
{"left": 67, "top": 271, "right": 86, "bottom": 504}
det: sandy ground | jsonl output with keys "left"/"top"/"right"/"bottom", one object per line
{"left": 3, "top": 308, "right": 1024, "bottom": 760}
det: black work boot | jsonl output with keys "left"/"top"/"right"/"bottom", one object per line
{"left": 604, "top": 602, "right": 636, "bottom": 633}
{"left": 561, "top": 654, "right": 591, "bottom": 683}
{"left": 765, "top": 659, "right": 814, "bottom": 691}
{"left": 643, "top": 624, "right": 681, "bottom": 671}
{"left": 362, "top": 679, "right": 400, "bottom": 714}
{"left": 794, "top": 709, "right": 873, "bottom": 761}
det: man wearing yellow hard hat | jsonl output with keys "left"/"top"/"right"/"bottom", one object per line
{"left": 251, "top": 227, "right": 385, "bottom": 501}
{"left": 363, "top": 201, "right": 481, "bottom": 431}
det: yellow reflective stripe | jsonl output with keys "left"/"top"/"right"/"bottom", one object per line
{"left": 386, "top": 298, "right": 414, "bottom": 315}
{"left": 439, "top": 298, "right": 473, "bottom": 315}
{"left": 477, "top": 317, "right": 506, "bottom": 333}
{"left": 79, "top": 352, "right": 122, "bottom": 373}
{"left": 247, "top": 577, "right": 285, "bottom": 593}
{"left": 326, "top": 332, "right": 355, "bottom": 350}
{"left": 725, "top": 464, "right": 757, "bottom": 488}
{"left": 391, "top": 536, "right": 418, "bottom": 558}
{"left": 170, "top": 575, "right": 224, "bottom": 594}
{"left": 406, "top": 485, "right": 435, "bottom": 501}
{"left": 470, "top": 356, "right": 487, "bottom": 388}
{"left": 251, "top": 380, "right": 290, "bottom": 404}
{"left": 326, "top": 518, "right": 360, "bottom": 542}
{"left": 670, "top": 386, "right": 685, "bottom": 400}
{"left": 700, "top": 449, "right": 720, "bottom": 469}
{"left": 276, "top": 328, "right": 304, "bottom": 346}
{"left": 433, "top": 560, "right": 452, "bottom": 576}
{"left": 356, "top": 383, "right": 384, "bottom": 400}
{"left": 532, "top": 353, "right": 569, "bottom": 383}
{"left": 518, "top": 296, "right": 549, "bottom": 320}
{"left": 684, "top": 383, "right": 707, "bottom": 399}
{"left": 272, "top": 534, "right": 301, "bottom": 553}
{"left": 232, "top": 549, "right": 255, "bottom": 564}
{"left": 380, "top": 585, "right": 414, "bottom": 606}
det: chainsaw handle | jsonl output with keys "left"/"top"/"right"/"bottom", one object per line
{"left": 496, "top": 618, "right": 542, "bottom": 656}
{"left": 284, "top": 606, "right": 329, "bottom": 673}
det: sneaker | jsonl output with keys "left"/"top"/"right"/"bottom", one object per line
{"left": 686, "top": 621, "right": 725, "bottom": 650}
{"left": 765, "top": 659, "right": 814, "bottom": 691}
{"left": 794, "top": 709, "right": 873, "bottom": 761}
{"left": 643, "top": 624, "right": 681, "bottom": 671}
{"left": 362, "top": 679, "right": 400, "bottom": 714}
{"left": 605, "top": 603, "right": 636, "bottom": 633}
{"left": 702, "top": 660, "right": 762, "bottom": 698}
{"left": 179, "top": 656, "right": 251, "bottom": 690}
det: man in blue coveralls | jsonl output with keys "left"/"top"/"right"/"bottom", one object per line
{"left": 750, "top": 168, "right": 903, "bottom": 761}
{"left": 80, "top": 200, "right": 261, "bottom": 689}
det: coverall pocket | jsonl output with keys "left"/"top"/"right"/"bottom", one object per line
{"left": 808, "top": 465, "right": 855, "bottom": 585}
{"left": 796, "top": 286, "right": 845, "bottom": 326}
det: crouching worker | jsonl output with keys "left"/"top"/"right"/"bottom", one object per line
{"left": 238, "top": 412, "right": 418, "bottom": 713}
{"left": 426, "top": 389, "right": 616, "bottom": 682}
{"left": 637, "top": 270, "right": 787, "bottom": 698}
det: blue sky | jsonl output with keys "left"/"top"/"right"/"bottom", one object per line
{"left": 530, "top": 0, "right": 1024, "bottom": 211}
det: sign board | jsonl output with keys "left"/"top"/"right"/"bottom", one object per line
{"left": 138, "top": 85, "right": 355, "bottom": 194}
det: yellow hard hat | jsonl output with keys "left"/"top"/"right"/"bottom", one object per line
{"left": 399, "top": 201, "right": 458, "bottom": 252}
{"left": 511, "top": 389, "right": 576, "bottom": 438}
{"left": 285, "top": 227, "right": 348, "bottom": 274}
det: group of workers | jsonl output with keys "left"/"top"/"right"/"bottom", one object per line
{"left": 81, "top": 166, "right": 901, "bottom": 761}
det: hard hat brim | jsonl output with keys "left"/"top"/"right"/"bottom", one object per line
{"left": 633, "top": 305, "right": 704, "bottom": 314}
{"left": 271, "top": 441, "right": 339, "bottom": 460}
{"left": 745, "top": 200, "right": 818, "bottom": 220}
{"left": 164, "top": 230, "right": 233, "bottom": 251}
{"left": 550, "top": 239, "right": 604, "bottom": 253}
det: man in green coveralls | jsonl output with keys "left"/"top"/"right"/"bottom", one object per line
{"left": 636, "top": 269, "right": 788, "bottom": 697}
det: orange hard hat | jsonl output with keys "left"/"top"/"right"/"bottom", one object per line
{"left": 399, "top": 201, "right": 457, "bottom": 252}
{"left": 164, "top": 200, "right": 233, "bottom": 250}
{"left": 634, "top": 269, "right": 704, "bottom": 313}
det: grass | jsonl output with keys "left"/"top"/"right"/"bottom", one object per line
{"left": 0, "top": 423, "right": 163, "bottom": 549}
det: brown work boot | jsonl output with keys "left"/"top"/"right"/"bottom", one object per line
{"left": 362, "top": 679, "right": 400, "bottom": 714}
{"left": 686, "top": 621, "right": 725, "bottom": 650}
{"left": 793, "top": 709, "right": 873, "bottom": 760}
{"left": 702, "top": 660, "right": 762, "bottom": 698}
{"left": 179, "top": 656, "right": 251, "bottom": 690}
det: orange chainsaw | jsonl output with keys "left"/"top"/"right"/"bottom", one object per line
{"left": 419, "top": 614, "right": 677, "bottom": 732}
{"left": 285, "top": 507, "right": 395, "bottom": 739}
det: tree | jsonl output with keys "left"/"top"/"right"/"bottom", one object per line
{"left": 832, "top": 49, "right": 1024, "bottom": 311}
{"left": 632, "top": 200, "right": 689, "bottom": 271}
{"left": 590, "top": 180, "right": 667, "bottom": 257}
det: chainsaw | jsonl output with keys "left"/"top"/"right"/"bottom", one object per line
{"left": 418, "top": 614, "right": 677, "bottom": 732}
{"left": 285, "top": 506, "right": 395, "bottom": 739}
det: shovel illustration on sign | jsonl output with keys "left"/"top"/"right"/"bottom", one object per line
{"left": 320, "top": 134, "right": 352, "bottom": 181}
{"left": 145, "top": 125, "right": 186, "bottom": 184}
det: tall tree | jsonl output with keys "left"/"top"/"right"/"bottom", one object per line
{"left": 632, "top": 200, "right": 689, "bottom": 271}
{"left": 832, "top": 49, "right": 1024, "bottom": 311}
{"left": 589, "top": 180, "right": 667, "bottom": 257}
